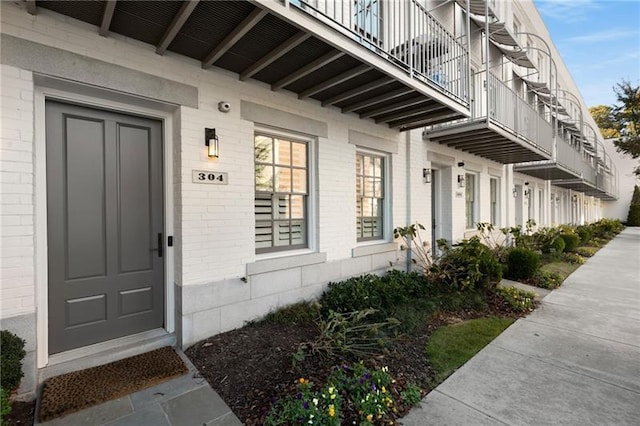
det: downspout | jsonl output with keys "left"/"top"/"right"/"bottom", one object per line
{"left": 406, "top": 131, "right": 412, "bottom": 272}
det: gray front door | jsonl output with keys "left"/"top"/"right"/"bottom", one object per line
{"left": 46, "top": 101, "right": 164, "bottom": 354}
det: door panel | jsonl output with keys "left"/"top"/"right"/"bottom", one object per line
{"left": 46, "top": 101, "right": 164, "bottom": 354}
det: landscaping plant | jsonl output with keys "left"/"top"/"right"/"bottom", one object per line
{"left": 506, "top": 247, "right": 540, "bottom": 280}
{"left": 627, "top": 185, "right": 640, "bottom": 226}
{"left": 0, "top": 330, "right": 26, "bottom": 426}
{"left": 559, "top": 232, "right": 580, "bottom": 253}
{"left": 495, "top": 287, "right": 536, "bottom": 313}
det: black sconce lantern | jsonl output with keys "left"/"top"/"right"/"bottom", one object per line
{"left": 457, "top": 174, "right": 465, "bottom": 188}
{"left": 423, "top": 168, "right": 432, "bottom": 183}
{"left": 205, "top": 128, "right": 219, "bottom": 158}
{"left": 524, "top": 181, "right": 530, "bottom": 197}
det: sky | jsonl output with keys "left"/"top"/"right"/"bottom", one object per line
{"left": 534, "top": 0, "right": 640, "bottom": 108}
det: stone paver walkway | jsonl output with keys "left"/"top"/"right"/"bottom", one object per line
{"left": 37, "top": 350, "right": 241, "bottom": 426}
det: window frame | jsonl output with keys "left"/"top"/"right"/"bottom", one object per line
{"left": 254, "top": 129, "right": 315, "bottom": 255}
{"left": 465, "top": 172, "right": 477, "bottom": 230}
{"left": 356, "top": 148, "right": 389, "bottom": 243}
{"left": 490, "top": 176, "right": 500, "bottom": 226}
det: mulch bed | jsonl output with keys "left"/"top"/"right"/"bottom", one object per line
{"left": 186, "top": 296, "right": 525, "bottom": 425}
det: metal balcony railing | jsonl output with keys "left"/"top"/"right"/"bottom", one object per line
{"left": 290, "top": 0, "right": 469, "bottom": 103}
{"left": 470, "top": 71, "right": 553, "bottom": 153}
{"left": 555, "top": 135, "right": 583, "bottom": 176}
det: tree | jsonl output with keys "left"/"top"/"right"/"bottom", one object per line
{"left": 612, "top": 81, "right": 640, "bottom": 175}
{"left": 589, "top": 105, "right": 620, "bottom": 138}
{"left": 627, "top": 185, "right": 640, "bottom": 226}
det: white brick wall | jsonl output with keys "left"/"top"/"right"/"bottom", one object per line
{"left": 1, "top": 64, "right": 35, "bottom": 318}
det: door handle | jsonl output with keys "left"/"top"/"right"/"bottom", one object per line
{"left": 151, "top": 233, "right": 163, "bottom": 258}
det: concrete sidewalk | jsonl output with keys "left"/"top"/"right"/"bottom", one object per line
{"left": 401, "top": 227, "right": 640, "bottom": 426}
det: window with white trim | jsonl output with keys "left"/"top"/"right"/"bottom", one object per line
{"left": 254, "top": 132, "right": 309, "bottom": 253}
{"left": 465, "top": 173, "right": 476, "bottom": 229}
{"left": 490, "top": 177, "right": 499, "bottom": 226}
{"left": 356, "top": 151, "right": 385, "bottom": 241}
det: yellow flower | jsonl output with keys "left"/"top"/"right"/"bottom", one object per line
{"left": 381, "top": 386, "right": 387, "bottom": 393}
{"left": 299, "top": 377, "right": 305, "bottom": 384}
{"left": 328, "top": 405, "right": 335, "bottom": 417}
{"left": 366, "top": 414, "right": 373, "bottom": 422}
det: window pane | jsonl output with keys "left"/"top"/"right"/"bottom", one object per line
{"left": 275, "top": 167, "right": 292, "bottom": 192}
{"left": 356, "top": 151, "right": 384, "bottom": 241}
{"left": 292, "top": 168, "right": 307, "bottom": 193}
{"left": 274, "top": 139, "right": 291, "bottom": 166}
{"left": 255, "top": 221, "right": 273, "bottom": 249}
{"left": 255, "top": 194, "right": 273, "bottom": 222}
{"left": 255, "top": 164, "right": 273, "bottom": 191}
{"left": 290, "top": 195, "right": 305, "bottom": 219}
{"left": 255, "top": 136, "right": 272, "bottom": 163}
{"left": 290, "top": 220, "right": 306, "bottom": 246}
{"left": 291, "top": 142, "right": 306, "bottom": 168}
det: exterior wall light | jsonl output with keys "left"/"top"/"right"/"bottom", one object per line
{"left": 512, "top": 187, "right": 518, "bottom": 198}
{"left": 205, "top": 128, "right": 219, "bottom": 158}
{"left": 457, "top": 174, "right": 465, "bottom": 188}
{"left": 423, "top": 168, "right": 432, "bottom": 183}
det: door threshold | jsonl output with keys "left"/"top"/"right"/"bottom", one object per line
{"left": 40, "top": 329, "right": 175, "bottom": 382}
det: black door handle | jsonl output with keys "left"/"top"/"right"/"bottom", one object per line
{"left": 151, "top": 233, "right": 163, "bottom": 257}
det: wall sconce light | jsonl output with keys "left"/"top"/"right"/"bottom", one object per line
{"left": 512, "top": 187, "right": 518, "bottom": 198}
{"left": 523, "top": 182, "right": 530, "bottom": 197}
{"left": 457, "top": 174, "right": 465, "bottom": 188}
{"left": 572, "top": 194, "right": 578, "bottom": 203}
{"left": 423, "top": 168, "right": 432, "bottom": 184}
{"left": 555, "top": 196, "right": 560, "bottom": 206}
{"left": 205, "top": 128, "right": 219, "bottom": 158}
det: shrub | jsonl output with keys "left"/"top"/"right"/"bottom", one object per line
{"left": 506, "top": 248, "right": 540, "bottom": 281}
{"left": 550, "top": 237, "right": 565, "bottom": 254}
{"left": 1, "top": 388, "right": 10, "bottom": 426}
{"left": 575, "top": 246, "right": 598, "bottom": 257}
{"left": 576, "top": 226, "right": 592, "bottom": 244}
{"left": 527, "top": 269, "right": 563, "bottom": 289}
{"left": 298, "top": 309, "right": 399, "bottom": 361}
{"left": 495, "top": 286, "right": 536, "bottom": 312}
{"left": 532, "top": 227, "right": 562, "bottom": 253}
{"left": 431, "top": 237, "right": 502, "bottom": 291}
{"left": 561, "top": 252, "right": 585, "bottom": 264}
{"left": 627, "top": 185, "right": 640, "bottom": 226}
{"left": 320, "top": 271, "right": 431, "bottom": 318}
{"left": 1, "top": 330, "right": 26, "bottom": 393}
{"left": 560, "top": 233, "right": 580, "bottom": 252}
{"left": 254, "top": 301, "right": 321, "bottom": 326}
{"left": 590, "top": 218, "right": 624, "bottom": 239}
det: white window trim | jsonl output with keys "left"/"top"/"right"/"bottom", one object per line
{"left": 490, "top": 176, "right": 501, "bottom": 227}
{"left": 355, "top": 147, "right": 392, "bottom": 246}
{"left": 254, "top": 125, "right": 318, "bottom": 259}
{"left": 34, "top": 85, "right": 176, "bottom": 368}
{"left": 465, "top": 172, "right": 478, "bottom": 230}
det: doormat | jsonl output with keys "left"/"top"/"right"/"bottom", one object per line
{"left": 38, "top": 346, "right": 188, "bottom": 422}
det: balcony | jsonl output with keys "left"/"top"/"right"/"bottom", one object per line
{"left": 514, "top": 131, "right": 583, "bottom": 180}
{"left": 551, "top": 150, "right": 618, "bottom": 200}
{"left": 425, "top": 71, "right": 553, "bottom": 163}
{"left": 28, "top": 0, "right": 470, "bottom": 130}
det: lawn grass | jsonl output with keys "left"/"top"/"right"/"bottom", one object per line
{"left": 426, "top": 317, "right": 514, "bottom": 386}
{"left": 541, "top": 261, "right": 580, "bottom": 281}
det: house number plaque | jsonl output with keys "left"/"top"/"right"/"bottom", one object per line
{"left": 192, "top": 170, "right": 228, "bottom": 185}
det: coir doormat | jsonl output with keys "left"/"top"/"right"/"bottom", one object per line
{"left": 39, "top": 346, "right": 188, "bottom": 422}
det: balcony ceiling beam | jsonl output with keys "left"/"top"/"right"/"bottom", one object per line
{"left": 362, "top": 96, "right": 426, "bottom": 119}
{"left": 272, "top": 50, "right": 345, "bottom": 91}
{"left": 431, "top": 131, "right": 498, "bottom": 144}
{"left": 375, "top": 103, "right": 445, "bottom": 124}
{"left": 99, "top": 1, "right": 117, "bottom": 37}
{"left": 342, "top": 87, "right": 413, "bottom": 113}
{"left": 389, "top": 110, "right": 460, "bottom": 129}
{"left": 202, "top": 8, "right": 268, "bottom": 69}
{"left": 156, "top": 0, "right": 200, "bottom": 55}
{"left": 321, "top": 77, "right": 392, "bottom": 106}
{"left": 240, "top": 31, "right": 310, "bottom": 81}
{"left": 25, "top": 0, "right": 37, "bottom": 15}
{"left": 299, "top": 64, "right": 369, "bottom": 99}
